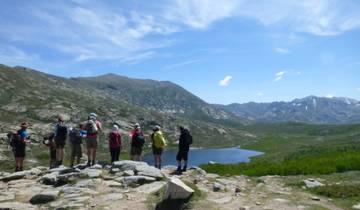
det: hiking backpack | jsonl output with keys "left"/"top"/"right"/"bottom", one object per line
{"left": 55, "top": 124, "right": 68, "bottom": 141}
{"left": 86, "top": 121, "right": 98, "bottom": 135}
{"left": 133, "top": 133, "right": 145, "bottom": 147}
{"left": 7, "top": 131, "right": 23, "bottom": 147}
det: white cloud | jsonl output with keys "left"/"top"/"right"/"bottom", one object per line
{"left": 165, "top": 0, "right": 360, "bottom": 36}
{"left": 0, "top": 45, "right": 39, "bottom": 66}
{"left": 165, "top": 0, "right": 239, "bottom": 29}
{"left": 326, "top": 94, "right": 334, "bottom": 98}
{"left": 219, "top": 76, "right": 233, "bottom": 86}
{"left": 163, "top": 59, "right": 202, "bottom": 70}
{"left": 257, "top": 92, "right": 263, "bottom": 96}
{"left": 274, "top": 71, "right": 287, "bottom": 82}
{"left": 274, "top": 47, "right": 290, "bottom": 54}
{"left": 357, "top": 88, "right": 360, "bottom": 92}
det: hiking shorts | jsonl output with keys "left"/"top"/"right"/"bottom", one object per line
{"left": 71, "top": 144, "right": 82, "bottom": 158}
{"left": 13, "top": 146, "right": 26, "bottom": 158}
{"left": 152, "top": 146, "right": 163, "bottom": 155}
{"left": 130, "top": 146, "right": 142, "bottom": 156}
{"left": 86, "top": 137, "right": 98, "bottom": 149}
{"left": 55, "top": 140, "right": 66, "bottom": 149}
{"left": 176, "top": 149, "right": 189, "bottom": 161}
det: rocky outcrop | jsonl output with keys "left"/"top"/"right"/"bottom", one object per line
{"left": 164, "top": 177, "right": 194, "bottom": 200}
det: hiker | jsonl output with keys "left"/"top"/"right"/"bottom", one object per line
{"left": 9, "top": 122, "right": 31, "bottom": 172}
{"left": 176, "top": 126, "right": 193, "bottom": 174}
{"left": 130, "top": 123, "right": 145, "bottom": 161}
{"left": 54, "top": 116, "right": 68, "bottom": 167}
{"left": 108, "top": 125, "right": 121, "bottom": 163}
{"left": 151, "top": 125, "right": 166, "bottom": 169}
{"left": 69, "top": 124, "right": 83, "bottom": 168}
{"left": 85, "top": 113, "right": 102, "bottom": 166}
{"left": 42, "top": 132, "right": 56, "bottom": 169}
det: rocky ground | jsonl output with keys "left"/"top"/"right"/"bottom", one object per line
{"left": 0, "top": 160, "right": 353, "bottom": 210}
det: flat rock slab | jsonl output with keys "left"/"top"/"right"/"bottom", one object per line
{"left": 123, "top": 175, "right": 156, "bottom": 186}
{"left": 0, "top": 201, "right": 36, "bottom": 210}
{"left": 0, "top": 192, "right": 15, "bottom": 202}
{"left": 112, "top": 160, "right": 147, "bottom": 171}
{"left": 0, "top": 170, "right": 31, "bottom": 182}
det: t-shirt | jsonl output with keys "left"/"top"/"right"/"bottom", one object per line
{"left": 108, "top": 131, "right": 121, "bottom": 148}
{"left": 19, "top": 129, "right": 29, "bottom": 140}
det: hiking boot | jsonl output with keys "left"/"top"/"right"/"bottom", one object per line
{"left": 182, "top": 165, "right": 187, "bottom": 172}
{"left": 176, "top": 166, "right": 182, "bottom": 175}
{"left": 86, "top": 161, "right": 91, "bottom": 167}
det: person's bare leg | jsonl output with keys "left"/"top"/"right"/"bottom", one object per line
{"left": 92, "top": 149, "right": 97, "bottom": 165}
{"left": 19, "top": 158, "right": 24, "bottom": 171}
{"left": 87, "top": 148, "right": 91, "bottom": 166}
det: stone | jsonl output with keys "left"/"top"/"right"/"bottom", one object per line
{"left": 69, "top": 196, "right": 90, "bottom": 203}
{"left": 189, "top": 166, "right": 207, "bottom": 176}
{"left": 29, "top": 189, "right": 59, "bottom": 204}
{"left": 0, "top": 202, "right": 36, "bottom": 210}
{"left": 134, "top": 181, "right": 167, "bottom": 194}
{"left": 112, "top": 160, "right": 147, "bottom": 171}
{"left": 105, "top": 193, "right": 124, "bottom": 201}
{"left": 123, "top": 170, "right": 135, "bottom": 176}
{"left": 122, "top": 176, "right": 156, "bottom": 186}
{"left": 41, "top": 172, "right": 58, "bottom": 185}
{"left": 164, "top": 177, "right": 194, "bottom": 200}
{"left": 0, "top": 170, "right": 31, "bottom": 182}
{"left": 110, "top": 168, "right": 120, "bottom": 174}
{"left": 310, "top": 196, "right": 320, "bottom": 201}
{"left": 74, "top": 163, "right": 88, "bottom": 170}
{"left": 90, "top": 164, "right": 103, "bottom": 170}
{"left": 57, "top": 172, "right": 81, "bottom": 182}
{"left": 256, "top": 202, "right": 261, "bottom": 205}
{"left": 213, "top": 182, "right": 225, "bottom": 192}
{"left": 75, "top": 179, "right": 100, "bottom": 188}
{"left": 0, "top": 192, "right": 15, "bottom": 202}
{"left": 304, "top": 179, "right": 324, "bottom": 188}
{"left": 235, "top": 187, "right": 241, "bottom": 193}
{"left": 135, "top": 164, "right": 164, "bottom": 179}
{"left": 104, "top": 180, "right": 122, "bottom": 187}
{"left": 80, "top": 169, "right": 102, "bottom": 178}
{"left": 207, "top": 196, "right": 232, "bottom": 204}
{"left": 353, "top": 203, "right": 360, "bottom": 209}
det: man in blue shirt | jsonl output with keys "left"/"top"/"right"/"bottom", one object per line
{"left": 13, "top": 122, "right": 30, "bottom": 171}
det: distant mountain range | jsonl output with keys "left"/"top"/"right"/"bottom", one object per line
{"left": 220, "top": 96, "right": 360, "bottom": 124}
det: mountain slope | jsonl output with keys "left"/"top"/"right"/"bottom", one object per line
{"left": 72, "top": 73, "right": 234, "bottom": 120}
{"left": 0, "top": 64, "right": 250, "bottom": 148}
{"left": 221, "top": 96, "right": 360, "bottom": 124}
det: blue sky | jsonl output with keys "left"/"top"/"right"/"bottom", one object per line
{"left": 1, "top": 0, "right": 360, "bottom": 104}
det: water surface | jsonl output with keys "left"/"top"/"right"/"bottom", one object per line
{"left": 143, "top": 147, "right": 263, "bottom": 166}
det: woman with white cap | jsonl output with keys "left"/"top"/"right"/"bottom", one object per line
{"left": 108, "top": 124, "right": 121, "bottom": 163}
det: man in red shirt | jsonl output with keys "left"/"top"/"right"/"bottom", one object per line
{"left": 85, "top": 113, "right": 102, "bottom": 166}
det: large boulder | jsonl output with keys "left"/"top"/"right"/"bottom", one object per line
{"left": 112, "top": 160, "right": 164, "bottom": 179}
{"left": 29, "top": 189, "right": 60, "bottom": 204}
{"left": 135, "top": 164, "right": 164, "bottom": 179}
{"left": 164, "top": 177, "right": 194, "bottom": 200}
